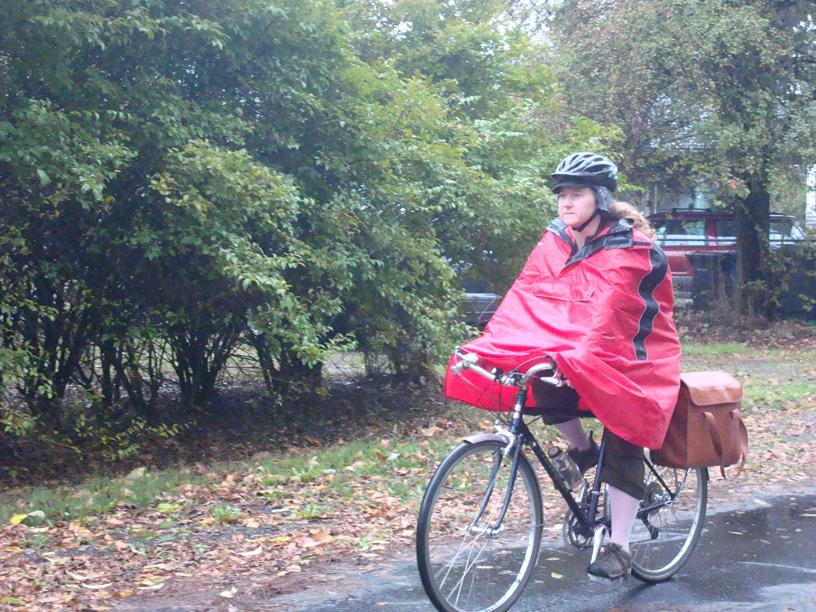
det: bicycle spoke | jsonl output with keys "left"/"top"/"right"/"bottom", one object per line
{"left": 629, "top": 466, "right": 707, "bottom": 583}
{"left": 452, "top": 532, "right": 490, "bottom": 605}
{"left": 417, "top": 440, "right": 542, "bottom": 612}
{"left": 436, "top": 466, "right": 505, "bottom": 592}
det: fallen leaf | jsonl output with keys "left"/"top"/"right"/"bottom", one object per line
{"left": 20, "top": 510, "right": 46, "bottom": 526}
{"left": 67, "top": 521, "right": 95, "bottom": 540}
{"left": 239, "top": 545, "right": 263, "bottom": 557}
{"left": 125, "top": 466, "right": 147, "bottom": 481}
{"left": 0, "top": 596, "right": 25, "bottom": 606}
{"left": 83, "top": 583, "right": 113, "bottom": 590}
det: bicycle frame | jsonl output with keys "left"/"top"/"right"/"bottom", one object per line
{"left": 417, "top": 350, "right": 709, "bottom": 610}
{"left": 457, "top": 349, "right": 684, "bottom": 546}
{"left": 506, "top": 384, "right": 605, "bottom": 540}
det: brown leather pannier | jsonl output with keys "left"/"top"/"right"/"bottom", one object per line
{"left": 651, "top": 371, "right": 748, "bottom": 476}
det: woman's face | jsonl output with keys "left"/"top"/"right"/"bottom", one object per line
{"left": 557, "top": 186, "right": 597, "bottom": 228}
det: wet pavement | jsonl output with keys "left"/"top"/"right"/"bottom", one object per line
{"left": 272, "top": 491, "right": 816, "bottom": 611}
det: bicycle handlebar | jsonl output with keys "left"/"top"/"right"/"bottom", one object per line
{"left": 452, "top": 347, "right": 565, "bottom": 388}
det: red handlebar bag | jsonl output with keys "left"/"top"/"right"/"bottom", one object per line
{"left": 444, "top": 218, "right": 682, "bottom": 449}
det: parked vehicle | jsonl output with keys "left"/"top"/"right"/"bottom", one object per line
{"left": 461, "top": 209, "right": 807, "bottom": 319}
{"left": 462, "top": 290, "right": 501, "bottom": 329}
{"left": 462, "top": 283, "right": 501, "bottom": 329}
{"left": 648, "top": 208, "right": 807, "bottom": 295}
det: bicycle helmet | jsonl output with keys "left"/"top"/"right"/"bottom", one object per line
{"left": 551, "top": 151, "right": 618, "bottom": 194}
{"left": 552, "top": 152, "right": 618, "bottom": 230}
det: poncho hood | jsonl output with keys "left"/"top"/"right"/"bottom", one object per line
{"left": 444, "top": 217, "right": 681, "bottom": 449}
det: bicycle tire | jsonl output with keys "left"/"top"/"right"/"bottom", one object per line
{"left": 630, "top": 464, "right": 707, "bottom": 583}
{"left": 416, "top": 439, "right": 543, "bottom": 612}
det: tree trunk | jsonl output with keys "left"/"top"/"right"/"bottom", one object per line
{"left": 278, "top": 347, "right": 323, "bottom": 395}
{"left": 736, "top": 173, "right": 771, "bottom": 317}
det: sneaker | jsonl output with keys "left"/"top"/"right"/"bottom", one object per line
{"left": 587, "top": 543, "right": 632, "bottom": 582}
{"left": 567, "top": 435, "right": 599, "bottom": 474}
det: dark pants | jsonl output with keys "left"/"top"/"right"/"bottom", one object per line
{"left": 530, "top": 382, "right": 645, "bottom": 500}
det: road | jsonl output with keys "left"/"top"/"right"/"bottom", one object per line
{"left": 270, "top": 491, "right": 816, "bottom": 611}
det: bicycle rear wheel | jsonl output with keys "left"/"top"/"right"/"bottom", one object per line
{"left": 630, "top": 463, "right": 707, "bottom": 582}
{"left": 416, "top": 439, "right": 543, "bottom": 612}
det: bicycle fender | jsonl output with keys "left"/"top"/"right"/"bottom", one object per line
{"left": 464, "top": 432, "right": 511, "bottom": 445}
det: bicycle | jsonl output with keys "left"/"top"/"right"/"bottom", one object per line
{"left": 416, "top": 348, "right": 707, "bottom": 612}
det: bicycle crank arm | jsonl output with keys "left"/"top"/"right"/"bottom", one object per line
{"left": 590, "top": 524, "right": 608, "bottom": 565}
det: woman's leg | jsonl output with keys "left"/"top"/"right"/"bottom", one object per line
{"left": 599, "top": 430, "right": 645, "bottom": 502}
{"left": 608, "top": 485, "right": 640, "bottom": 552}
{"left": 554, "top": 418, "right": 592, "bottom": 451}
{"left": 588, "top": 431, "right": 645, "bottom": 579}
{"left": 530, "top": 381, "right": 596, "bottom": 470}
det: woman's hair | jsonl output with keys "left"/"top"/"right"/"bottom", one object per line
{"left": 606, "top": 201, "right": 655, "bottom": 239}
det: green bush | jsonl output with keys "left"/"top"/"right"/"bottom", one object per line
{"left": 0, "top": 0, "right": 612, "bottom": 459}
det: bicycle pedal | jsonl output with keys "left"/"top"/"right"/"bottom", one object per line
{"left": 586, "top": 571, "right": 630, "bottom": 584}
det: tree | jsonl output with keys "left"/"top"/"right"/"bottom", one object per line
{"left": 551, "top": 0, "right": 816, "bottom": 315}
{"left": 342, "top": 0, "right": 620, "bottom": 291}
{"left": 0, "top": 0, "right": 614, "bottom": 457}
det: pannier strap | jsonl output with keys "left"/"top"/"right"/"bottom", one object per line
{"left": 734, "top": 413, "right": 748, "bottom": 477}
{"left": 703, "top": 408, "right": 748, "bottom": 478}
{"left": 681, "top": 371, "right": 743, "bottom": 405}
{"left": 702, "top": 411, "right": 722, "bottom": 460}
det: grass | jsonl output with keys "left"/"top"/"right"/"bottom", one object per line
{"left": 0, "top": 424, "right": 475, "bottom": 525}
{"left": 0, "top": 465, "right": 208, "bottom": 525}
{"left": 254, "top": 436, "right": 461, "bottom": 503}
{"left": 681, "top": 342, "right": 754, "bottom": 356}
{"left": 294, "top": 502, "right": 328, "bottom": 521}
{"left": 681, "top": 342, "right": 814, "bottom": 363}
{"left": 2, "top": 338, "right": 812, "bottom": 528}
{"left": 212, "top": 503, "right": 242, "bottom": 524}
{"left": 742, "top": 380, "right": 816, "bottom": 409}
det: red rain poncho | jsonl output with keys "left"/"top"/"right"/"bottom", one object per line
{"left": 444, "top": 217, "right": 681, "bottom": 449}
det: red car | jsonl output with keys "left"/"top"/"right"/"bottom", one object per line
{"left": 648, "top": 209, "right": 807, "bottom": 295}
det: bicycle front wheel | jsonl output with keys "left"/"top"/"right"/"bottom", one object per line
{"left": 630, "top": 464, "right": 707, "bottom": 582}
{"left": 416, "top": 439, "right": 543, "bottom": 612}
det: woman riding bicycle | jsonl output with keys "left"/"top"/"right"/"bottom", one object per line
{"left": 444, "top": 151, "right": 682, "bottom": 582}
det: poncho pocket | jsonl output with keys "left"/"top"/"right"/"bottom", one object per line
{"left": 532, "top": 282, "right": 594, "bottom": 302}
